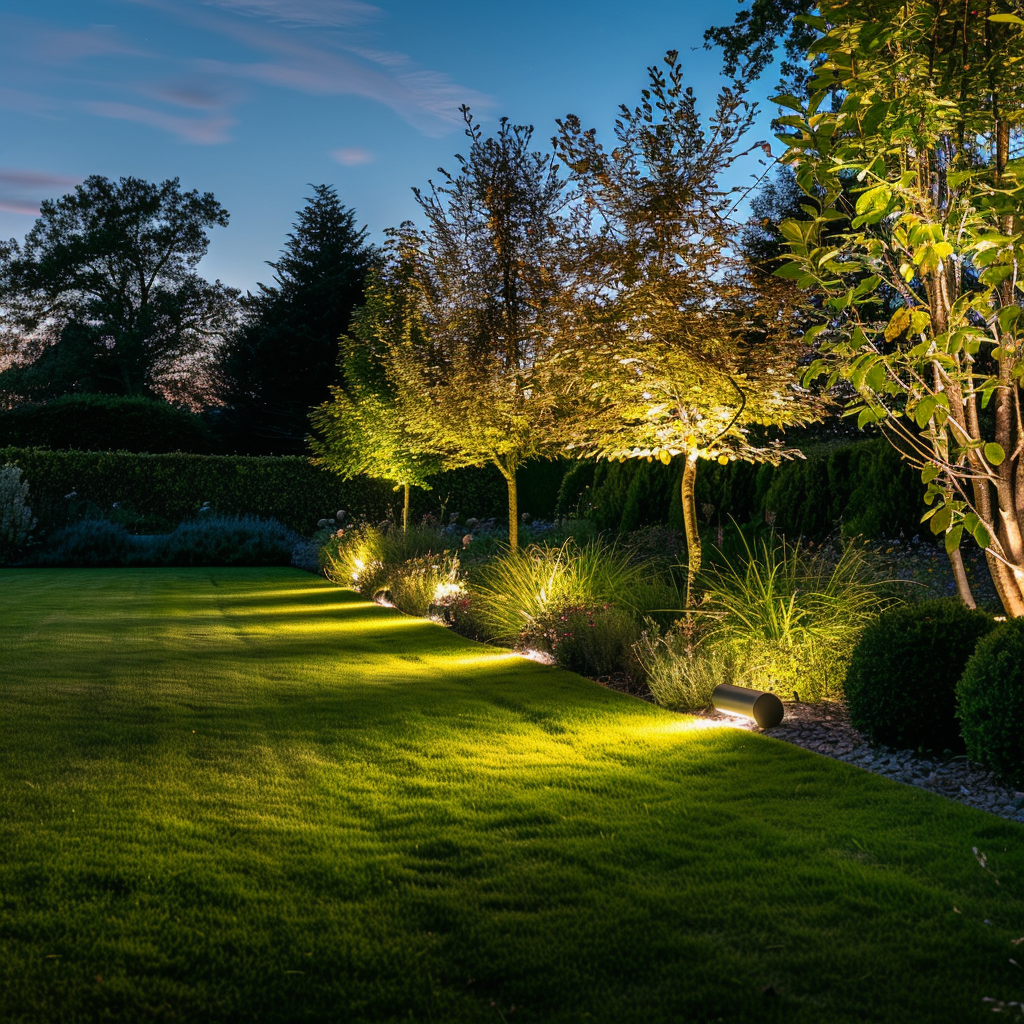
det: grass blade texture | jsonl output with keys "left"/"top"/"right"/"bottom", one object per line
{"left": 1, "top": 567, "right": 1022, "bottom": 1023}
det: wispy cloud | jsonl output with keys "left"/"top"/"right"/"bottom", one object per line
{"left": 0, "top": 168, "right": 83, "bottom": 218}
{"left": 0, "top": 88, "right": 62, "bottom": 118}
{"left": 82, "top": 101, "right": 236, "bottom": 143}
{"left": 331, "top": 147, "right": 374, "bottom": 166}
{"left": 202, "top": 0, "right": 381, "bottom": 28}
{"left": 22, "top": 21, "right": 148, "bottom": 65}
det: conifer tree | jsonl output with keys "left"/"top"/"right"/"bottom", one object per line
{"left": 220, "top": 185, "right": 376, "bottom": 453}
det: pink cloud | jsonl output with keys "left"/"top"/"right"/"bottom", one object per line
{"left": 82, "top": 101, "right": 236, "bottom": 143}
{"left": 331, "top": 147, "right": 373, "bottom": 166}
{"left": 202, "top": 0, "right": 381, "bottom": 28}
{"left": 25, "top": 23, "right": 148, "bottom": 64}
{"left": 0, "top": 200, "right": 42, "bottom": 216}
{"left": 0, "top": 168, "right": 83, "bottom": 219}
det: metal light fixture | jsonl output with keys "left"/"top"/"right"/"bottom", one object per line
{"left": 712, "top": 682, "right": 784, "bottom": 728}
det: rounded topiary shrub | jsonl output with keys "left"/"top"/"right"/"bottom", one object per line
{"left": 957, "top": 618, "right": 1024, "bottom": 787}
{"left": 844, "top": 599, "right": 996, "bottom": 751}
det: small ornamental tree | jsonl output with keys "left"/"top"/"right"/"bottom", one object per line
{"left": 387, "top": 108, "right": 582, "bottom": 550}
{"left": 309, "top": 272, "right": 441, "bottom": 531}
{"left": 554, "top": 53, "right": 822, "bottom": 599}
{"left": 774, "top": 0, "right": 1024, "bottom": 616}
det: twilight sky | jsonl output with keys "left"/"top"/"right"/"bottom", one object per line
{"left": 0, "top": 0, "right": 782, "bottom": 295}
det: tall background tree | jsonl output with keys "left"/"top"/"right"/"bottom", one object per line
{"left": 553, "top": 53, "right": 823, "bottom": 599}
{"left": 0, "top": 175, "right": 238, "bottom": 409}
{"left": 219, "top": 185, "right": 376, "bottom": 454}
{"left": 386, "top": 108, "right": 581, "bottom": 550}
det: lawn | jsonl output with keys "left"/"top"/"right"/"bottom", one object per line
{"left": 1, "top": 568, "right": 1022, "bottom": 1023}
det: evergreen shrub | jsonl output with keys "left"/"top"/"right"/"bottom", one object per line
{"left": 556, "top": 438, "right": 923, "bottom": 541}
{"left": 34, "top": 519, "right": 137, "bottom": 568}
{"left": 957, "top": 618, "right": 1024, "bottom": 785}
{"left": 845, "top": 599, "right": 996, "bottom": 751}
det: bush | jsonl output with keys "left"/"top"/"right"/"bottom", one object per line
{"left": 957, "top": 618, "right": 1024, "bottom": 786}
{"left": 0, "top": 395, "right": 217, "bottom": 453}
{"left": 700, "top": 534, "right": 897, "bottom": 701}
{"left": 0, "top": 463, "right": 36, "bottom": 563}
{"left": 845, "top": 599, "right": 996, "bottom": 751}
{"left": 471, "top": 539, "right": 675, "bottom": 644}
{"left": 539, "top": 604, "right": 643, "bottom": 678}
{"left": 150, "top": 516, "right": 300, "bottom": 567}
{"left": 322, "top": 524, "right": 457, "bottom": 596}
{"left": 30, "top": 515, "right": 299, "bottom": 568}
{"left": 383, "top": 553, "right": 466, "bottom": 618}
{"left": 556, "top": 438, "right": 924, "bottom": 541}
{"left": 635, "top": 623, "right": 742, "bottom": 711}
{"left": 34, "top": 519, "right": 136, "bottom": 568}
{"left": 468, "top": 540, "right": 677, "bottom": 676}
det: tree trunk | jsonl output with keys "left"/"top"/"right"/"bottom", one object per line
{"left": 948, "top": 548, "right": 977, "bottom": 608}
{"left": 681, "top": 454, "right": 702, "bottom": 607}
{"left": 403, "top": 483, "right": 410, "bottom": 533}
{"left": 501, "top": 463, "right": 519, "bottom": 551}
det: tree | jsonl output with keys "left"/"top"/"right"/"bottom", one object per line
{"left": 553, "top": 53, "right": 823, "bottom": 600}
{"left": 705, "top": 0, "right": 818, "bottom": 93}
{"left": 219, "top": 185, "right": 376, "bottom": 454}
{"left": 386, "top": 108, "right": 580, "bottom": 551}
{"left": 774, "top": 0, "right": 1024, "bottom": 616}
{"left": 0, "top": 175, "right": 238, "bottom": 408}
{"left": 308, "top": 270, "right": 442, "bottom": 531}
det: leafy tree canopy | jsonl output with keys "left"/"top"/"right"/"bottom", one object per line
{"left": 385, "top": 108, "right": 583, "bottom": 549}
{"left": 775, "top": 0, "right": 1024, "bottom": 616}
{"left": 0, "top": 175, "right": 237, "bottom": 408}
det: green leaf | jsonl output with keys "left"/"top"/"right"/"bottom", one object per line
{"left": 984, "top": 442, "right": 1006, "bottom": 466}
{"left": 774, "top": 261, "right": 808, "bottom": 280}
{"left": 989, "top": 12, "right": 1024, "bottom": 23}
{"left": 921, "top": 463, "right": 940, "bottom": 484}
{"left": 975, "top": 523, "right": 991, "bottom": 549}
{"left": 915, "top": 397, "right": 937, "bottom": 428}
{"left": 865, "top": 363, "right": 886, "bottom": 391}
{"left": 945, "top": 524, "right": 964, "bottom": 553}
{"left": 930, "top": 504, "right": 953, "bottom": 535}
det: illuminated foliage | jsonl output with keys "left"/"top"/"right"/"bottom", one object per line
{"left": 776, "top": 0, "right": 1024, "bottom": 616}
{"left": 553, "top": 53, "right": 822, "bottom": 599}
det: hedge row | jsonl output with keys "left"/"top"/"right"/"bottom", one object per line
{"left": 1, "top": 448, "right": 567, "bottom": 536}
{"left": 556, "top": 437, "right": 925, "bottom": 540}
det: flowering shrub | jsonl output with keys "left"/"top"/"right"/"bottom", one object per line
{"left": 0, "top": 464, "right": 36, "bottom": 564}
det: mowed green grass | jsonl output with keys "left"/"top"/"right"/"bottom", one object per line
{"left": 1, "top": 569, "right": 1022, "bottom": 1023}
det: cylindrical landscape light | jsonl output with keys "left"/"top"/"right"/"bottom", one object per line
{"left": 712, "top": 682, "right": 784, "bottom": 728}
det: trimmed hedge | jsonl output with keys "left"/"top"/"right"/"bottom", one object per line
{"left": 957, "top": 618, "right": 1024, "bottom": 787}
{"left": 556, "top": 437, "right": 924, "bottom": 540}
{"left": 844, "top": 599, "right": 996, "bottom": 751}
{"left": 0, "top": 395, "right": 217, "bottom": 454}
{"left": 1, "top": 448, "right": 567, "bottom": 537}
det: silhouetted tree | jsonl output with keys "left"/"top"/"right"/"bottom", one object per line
{"left": 0, "top": 175, "right": 237, "bottom": 408}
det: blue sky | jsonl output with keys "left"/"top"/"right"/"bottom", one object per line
{"left": 0, "top": 0, "right": 782, "bottom": 295}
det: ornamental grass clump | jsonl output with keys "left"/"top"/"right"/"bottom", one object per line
{"left": 471, "top": 539, "right": 677, "bottom": 675}
{"left": 699, "top": 534, "right": 897, "bottom": 701}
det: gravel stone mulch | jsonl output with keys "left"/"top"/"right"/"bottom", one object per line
{"left": 695, "top": 699, "right": 1024, "bottom": 825}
